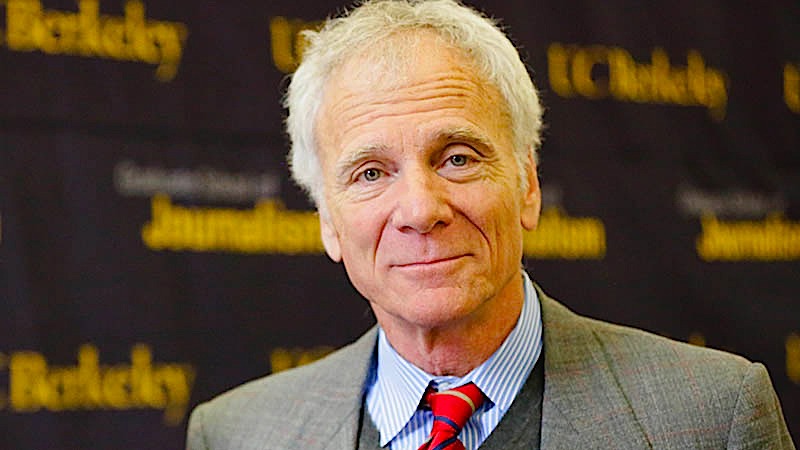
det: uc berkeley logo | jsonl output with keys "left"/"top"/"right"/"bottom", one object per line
{"left": 0, "top": 0, "right": 189, "bottom": 81}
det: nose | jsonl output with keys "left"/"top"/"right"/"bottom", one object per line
{"left": 390, "top": 168, "right": 453, "bottom": 234}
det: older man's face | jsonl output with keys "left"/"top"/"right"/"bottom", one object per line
{"left": 315, "top": 32, "right": 540, "bottom": 333}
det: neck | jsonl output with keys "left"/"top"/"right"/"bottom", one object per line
{"left": 376, "top": 272, "right": 525, "bottom": 377}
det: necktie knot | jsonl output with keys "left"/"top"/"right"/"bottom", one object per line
{"left": 418, "top": 382, "right": 485, "bottom": 450}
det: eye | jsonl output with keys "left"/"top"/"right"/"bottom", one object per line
{"left": 360, "top": 168, "right": 383, "bottom": 182}
{"left": 448, "top": 154, "right": 470, "bottom": 167}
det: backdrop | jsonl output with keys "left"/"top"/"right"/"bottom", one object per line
{"left": 1, "top": 1, "right": 798, "bottom": 448}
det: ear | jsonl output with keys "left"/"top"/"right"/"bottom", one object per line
{"left": 319, "top": 213, "right": 342, "bottom": 262}
{"left": 520, "top": 150, "right": 541, "bottom": 231}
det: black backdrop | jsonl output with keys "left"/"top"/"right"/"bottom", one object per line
{"left": 1, "top": 1, "right": 798, "bottom": 448}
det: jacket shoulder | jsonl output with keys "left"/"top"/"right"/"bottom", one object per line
{"left": 187, "top": 328, "right": 377, "bottom": 450}
{"left": 541, "top": 294, "right": 793, "bottom": 448}
{"left": 542, "top": 292, "right": 751, "bottom": 376}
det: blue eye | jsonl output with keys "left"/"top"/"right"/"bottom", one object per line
{"left": 362, "top": 168, "right": 382, "bottom": 181}
{"left": 449, "top": 154, "right": 469, "bottom": 166}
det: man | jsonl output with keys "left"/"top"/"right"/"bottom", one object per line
{"left": 187, "top": 1, "right": 795, "bottom": 448}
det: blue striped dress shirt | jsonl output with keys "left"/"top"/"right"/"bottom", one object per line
{"left": 364, "top": 271, "right": 543, "bottom": 449}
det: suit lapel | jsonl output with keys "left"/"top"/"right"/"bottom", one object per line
{"left": 291, "top": 327, "right": 378, "bottom": 450}
{"left": 537, "top": 291, "right": 653, "bottom": 449}
{"left": 301, "top": 288, "right": 656, "bottom": 449}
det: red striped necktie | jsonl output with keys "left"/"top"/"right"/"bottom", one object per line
{"left": 417, "top": 382, "right": 485, "bottom": 450}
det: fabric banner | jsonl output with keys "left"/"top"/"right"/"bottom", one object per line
{"left": 1, "top": 1, "right": 798, "bottom": 448}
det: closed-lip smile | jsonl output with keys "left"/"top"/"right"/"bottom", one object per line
{"left": 394, "top": 255, "right": 468, "bottom": 268}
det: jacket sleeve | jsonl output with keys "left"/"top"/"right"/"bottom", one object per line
{"left": 726, "top": 363, "right": 795, "bottom": 450}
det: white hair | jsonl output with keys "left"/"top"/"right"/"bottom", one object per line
{"left": 284, "top": 0, "right": 543, "bottom": 211}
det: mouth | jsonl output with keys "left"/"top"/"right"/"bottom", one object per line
{"left": 393, "top": 255, "right": 469, "bottom": 268}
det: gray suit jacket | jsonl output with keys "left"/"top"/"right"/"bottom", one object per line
{"left": 187, "top": 290, "right": 795, "bottom": 449}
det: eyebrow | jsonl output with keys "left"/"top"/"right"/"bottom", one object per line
{"left": 333, "top": 126, "right": 495, "bottom": 179}
{"left": 439, "top": 127, "right": 493, "bottom": 153}
{"left": 334, "top": 143, "right": 390, "bottom": 181}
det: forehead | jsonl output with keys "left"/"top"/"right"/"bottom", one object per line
{"left": 329, "top": 30, "right": 469, "bottom": 89}
{"left": 315, "top": 31, "right": 511, "bottom": 152}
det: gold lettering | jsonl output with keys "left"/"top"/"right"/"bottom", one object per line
{"left": 156, "top": 365, "right": 195, "bottom": 425}
{"left": 688, "top": 332, "right": 707, "bottom": 347}
{"left": 141, "top": 194, "right": 171, "bottom": 250}
{"left": 571, "top": 46, "right": 608, "bottom": 99}
{"left": 269, "top": 16, "right": 321, "bottom": 73}
{"left": 651, "top": 48, "right": 678, "bottom": 104}
{"left": 787, "top": 333, "right": 800, "bottom": 384}
{"left": 550, "top": 43, "right": 728, "bottom": 120}
{"left": 697, "top": 213, "right": 800, "bottom": 261}
{"left": 131, "top": 344, "right": 161, "bottom": 408}
{"left": 694, "top": 50, "right": 727, "bottom": 121}
{"left": 785, "top": 63, "right": 800, "bottom": 113}
{"left": 9, "top": 351, "right": 47, "bottom": 412}
{"left": 269, "top": 16, "right": 296, "bottom": 73}
{"left": 102, "top": 366, "right": 132, "bottom": 409}
{"left": 522, "top": 207, "right": 606, "bottom": 259}
{"left": 270, "top": 346, "right": 335, "bottom": 374}
{"left": 2, "top": 0, "right": 188, "bottom": 81}
{"left": 5, "top": 0, "right": 41, "bottom": 51}
{"left": 547, "top": 43, "right": 574, "bottom": 97}
{"left": 6, "top": 344, "right": 194, "bottom": 425}
{"left": 608, "top": 47, "right": 636, "bottom": 100}
{"left": 687, "top": 50, "right": 708, "bottom": 105}
{"left": 77, "top": 0, "right": 101, "bottom": 55}
{"left": 78, "top": 345, "right": 102, "bottom": 407}
{"left": 269, "top": 348, "right": 294, "bottom": 373}
{"left": 45, "top": 367, "right": 81, "bottom": 411}
{"left": 142, "top": 195, "right": 324, "bottom": 255}
{"left": 149, "top": 22, "right": 187, "bottom": 81}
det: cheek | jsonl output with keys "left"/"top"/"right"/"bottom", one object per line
{"left": 477, "top": 187, "right": 524, "bottom": 250}
{"left": 337, "top": 208, "right": 384, "bottom": 260}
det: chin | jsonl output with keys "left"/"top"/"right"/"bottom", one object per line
{"left": 386, "top": 288, "right": 488, "bottom": 328}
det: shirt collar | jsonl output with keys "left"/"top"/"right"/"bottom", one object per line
{"left": 367, "top": 271, "right": 543, "bottom": 445}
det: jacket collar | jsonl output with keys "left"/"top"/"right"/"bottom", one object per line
{"left": 295, "top": 327, "right": 377, "bottom": 449}
{"left": 537, "top": 288, "right": 653, "bottom": 449}
{"left": 306, "top": 285, "right": 653, "bottom": 449}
